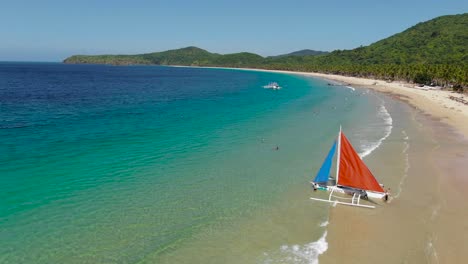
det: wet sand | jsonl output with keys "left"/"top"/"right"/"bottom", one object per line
{"left": 319, "top": 96, "right": 468, "bottom": 263}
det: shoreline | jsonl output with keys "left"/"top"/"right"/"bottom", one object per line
{"left": 122, "top": 64, "right": 468, "bottom": 262}
{"left": 216, "top": 66, "right": 468, "bottom": 262}
{"left": 269, "top": 69, "right": 468, "bottom": 263}
{"left": 252, "top": 69, "right": 468, "bottom": 262}
{"left": 226, "top": 67, "right": 468, "bottom": 138}
{"left": 319, "top": 99, "right": 468, "bottom": 263}
{"left": 297, "top": 72, "right": 468, "bottom": 138}
{"left": 170, "top": 65, "right": 468, "bottom": 137}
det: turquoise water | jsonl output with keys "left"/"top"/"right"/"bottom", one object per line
{"left": 0, "top": 63, "right": 392, "bottom": 263}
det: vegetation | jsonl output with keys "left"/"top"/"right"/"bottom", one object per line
{"left": 64, "top": 47, "right": 265, "bottom": 68}
{"left": 268, "top": 49, "right": 329, "bottom": 58}
{"left": 64, "top": 14, "right": 468, "bottom": 89}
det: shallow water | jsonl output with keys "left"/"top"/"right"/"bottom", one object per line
{"left": 1, "top": 63, "right": 396, "bottom": 263}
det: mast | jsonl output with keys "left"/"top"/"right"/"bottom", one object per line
{"left": 335, "top": 125, "right": 342, "bottom": 185}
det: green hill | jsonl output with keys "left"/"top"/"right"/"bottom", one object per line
{"left": 269, "top": 49, "right": 329, "bottom": 58}
{"left": 264, "top": 13, "right": 467, "bottom": 87}
{"left": 140, "top": 46, "right": 218, "bottom": 65}
{"left": 64, "top": 47, "right": 263, "bottom": 67}
{"left": 317, "top": 13, "right": 467, "bottom": 65}
{"left": 64, "top": 13, "right": 468, "bottom": 87}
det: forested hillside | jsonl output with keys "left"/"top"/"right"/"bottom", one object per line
{"left": 64, "top": 14, "right": 468, "bottom": 88}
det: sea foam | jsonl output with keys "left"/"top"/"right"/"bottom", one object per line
{"left": 393, "top": 130, "right": 410, "bottom": 200}
{"left": 359, "top": 104, "right": 393, "bottom": 158}
{"left": 273, "top": 231, "right": 328, "bottom": 264}
{"left": 264, "top": 217, "right": 330, "bottom": 264}
{"left": 319, "top": 221, "right": 329, "bottom": 227}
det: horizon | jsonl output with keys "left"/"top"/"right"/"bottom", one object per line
{"left": 1, "top": 0, "right": 467, "bottom": 62}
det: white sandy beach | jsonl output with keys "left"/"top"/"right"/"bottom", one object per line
{"left": 301, "top": 72, "right": 468, "bottom": 137}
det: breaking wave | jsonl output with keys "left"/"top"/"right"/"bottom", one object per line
{"left": 319, "top": 221, "right": 329, "bottom": 227}
{"left": 263, "top": 217, "right": 329, "bottom": 264}
{"left": 264, "top": 231, "right": 328, "bottom": 264}
{"left": 359, "top": 104, "right": 393, "bottom": 158}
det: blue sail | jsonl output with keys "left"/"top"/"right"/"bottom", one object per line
{"left": 313, "top": 140, "right": 337, "bottom": 183}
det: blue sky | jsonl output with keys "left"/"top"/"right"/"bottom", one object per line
{"left": 1, "top": 0, "right": 467, "bottom": 61}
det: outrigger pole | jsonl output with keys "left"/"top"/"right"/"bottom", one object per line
{"left": 310, "top": 186, "right": 376, "bottom": 209}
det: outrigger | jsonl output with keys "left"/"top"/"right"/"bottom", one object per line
{"left": 310, "top": 127, "right": 387, "bottom": 209}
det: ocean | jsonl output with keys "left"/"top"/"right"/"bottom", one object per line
{"left": 0, "top": 63, "right": 395, "bottom": 263}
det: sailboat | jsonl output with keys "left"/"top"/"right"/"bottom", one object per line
{"left": 310, "top": 127, "right": 387, "bottom": 209}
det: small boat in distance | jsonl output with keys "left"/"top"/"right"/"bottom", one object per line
{"left": 263, "top": 82, "right": 281, "bottom": 90}
{"left": 310, "top": 127, "right": 387, "bottom": 209}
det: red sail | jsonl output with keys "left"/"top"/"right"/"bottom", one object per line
{"left": 337, "top": 132, "right": 385, "bottom": 193}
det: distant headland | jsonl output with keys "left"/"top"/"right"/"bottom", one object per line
{"left": 64, "top": 13, "right": 467, "bottom": 89}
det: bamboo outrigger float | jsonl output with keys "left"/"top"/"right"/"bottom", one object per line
{"left": 310, "top": 127, "right": 387, "bottom": 209}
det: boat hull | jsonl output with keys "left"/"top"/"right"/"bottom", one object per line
{"left": 328, "top": 185, "right": 386, "bottom": 199}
